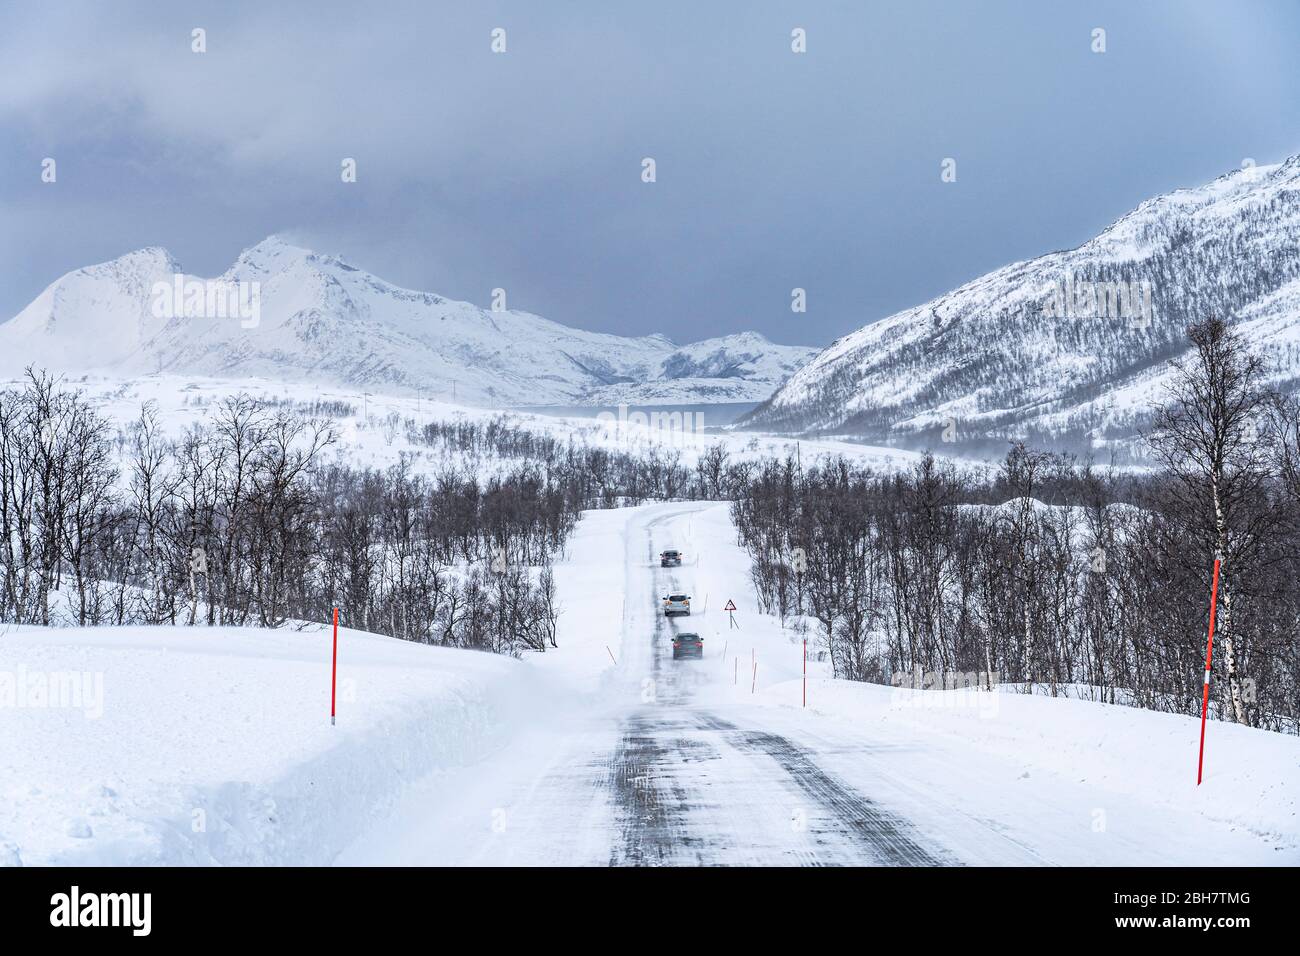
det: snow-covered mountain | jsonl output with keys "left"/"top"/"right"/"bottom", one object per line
{"left": 0, "top": 237, "right": 815, "bottom": 406}
{"left": 743, "top": 156, "right": 1300, "bottom": 454}
{"left": 580, "top": 332, "right": 815, "bottom": 405}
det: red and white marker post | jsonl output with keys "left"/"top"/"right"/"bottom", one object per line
{"left": 1196, "top": 558, "right": 1222, "bottom": 785}
{"left": 330, "top": 607, "right": 339, "bottom": 726}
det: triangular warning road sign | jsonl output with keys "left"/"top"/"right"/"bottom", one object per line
{"left": 723, "top": 599, "right": 737, "bottom": 612}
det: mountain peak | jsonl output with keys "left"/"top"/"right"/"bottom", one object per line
{"left": 225, "top": 235, "right": 317, "bottom": 281}
{"left": 78, "top": 245, "right": 182, "bottom": 279}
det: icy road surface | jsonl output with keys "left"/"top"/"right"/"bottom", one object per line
{"left": 338, "top": 503, "right": 1293, "bottom": 866}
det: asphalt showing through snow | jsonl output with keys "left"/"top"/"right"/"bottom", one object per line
{"left": 604, "top": 509, "right": 952, "bottom": 866}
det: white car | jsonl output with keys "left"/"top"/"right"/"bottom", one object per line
{"left": 662, "top": 593, "right": 691, "bottom": 617}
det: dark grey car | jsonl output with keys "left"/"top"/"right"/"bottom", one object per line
{"left": 672, "top": 632, "right": 704, "bottom": 660}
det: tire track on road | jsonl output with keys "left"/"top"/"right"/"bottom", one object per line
{"left": 724, "top": 728, "right": 952, "bottom": 865}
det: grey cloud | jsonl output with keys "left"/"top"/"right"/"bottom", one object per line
{"left": 2, "top": 0, "right": 1298, "bottom": 348}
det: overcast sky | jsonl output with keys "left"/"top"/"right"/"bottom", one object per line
{"left": 2, "top": 1, "right": 1298, "bottom": 347}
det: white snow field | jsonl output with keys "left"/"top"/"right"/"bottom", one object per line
{"left": 3, "top": 372, "right": 949, "bottom": 482}
{"left": 3, "top": 502, "right": 1296, "bottom": 866}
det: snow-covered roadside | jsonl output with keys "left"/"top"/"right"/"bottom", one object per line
{"left": 543, "top": 504, "right": 653, "bottom": 690}
{"left": 682, "top": 502, "right": 1300, "bottom": 857}
{"left": 679, "top": 502, "right": 833, "bottom": 691}
{"left": 0, "top": 624, "right": 561, "bottom": 866}
{"left": 749, "top": 677, "right": 1300, "bottom": 855}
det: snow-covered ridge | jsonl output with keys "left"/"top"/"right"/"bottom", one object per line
{"left": 0, "top": 235, "right": 817, "bottom": 407}
{"left": 744, "top": 155, "right": 1300, "bottom": 450}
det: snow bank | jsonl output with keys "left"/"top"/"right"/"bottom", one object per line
{"left": 0, "top": 623, "right": 557, "bottom": 866}
{"left": 747, "top": 677, "right": 1300, "bottom": 849}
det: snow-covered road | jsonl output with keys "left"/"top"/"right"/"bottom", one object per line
{"left": 337, "top": 503, "right": 1296, "bottom": 866}
{"left": 603, "top": 507, "right": 948, "bottom": 865}
{"left": 341, "top": 503, "right": 950, "bottom": 865}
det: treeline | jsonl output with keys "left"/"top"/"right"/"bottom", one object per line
{"left": 411, "top": 417, "right": 746, "bottom": 506}
{"left": 734, "top": 320, "right": 1300, "bottom": 733}
{"left": 0, "top": 375, "right": 569, "bottom": 655}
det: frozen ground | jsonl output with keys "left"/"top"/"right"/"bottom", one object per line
{"left": 2, "top": 501, "right": 1295, "bottom": 866}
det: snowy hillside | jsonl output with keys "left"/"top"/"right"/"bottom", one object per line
{"left": 744, "top": 155, "right": 1300, "bottom": 452}
{"left": 0, "top": 237, "right": 816, "bottom": 407}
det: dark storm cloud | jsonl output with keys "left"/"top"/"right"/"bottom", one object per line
{"left": 2, "top": 0, "right": 1298, "bottom": 347}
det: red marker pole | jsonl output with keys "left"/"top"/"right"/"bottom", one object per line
{"left": 1196, "top": 559, "right": 1222, "bottom": 785}
{"left": 331, "top": 607, "right": 339, "bottom": 726}
{"left": 803, "top": 639, "right": 807, "bottom": 708}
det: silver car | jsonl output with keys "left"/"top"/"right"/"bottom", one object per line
{"left": 662, "top": 593, "right": 691, "bottom": 617}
